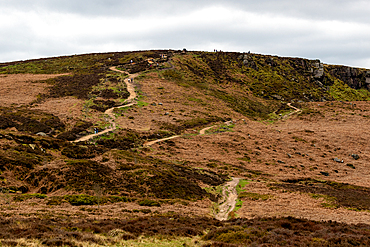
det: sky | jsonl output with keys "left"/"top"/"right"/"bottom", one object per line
{"left": 1, "top": 0, "right": 370, "bottom": 68}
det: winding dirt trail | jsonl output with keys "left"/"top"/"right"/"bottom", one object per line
{"left": 143, "top": 123, "right": 226, "bottom": 147}
{"left": 199, "top": 125, "right": 216, "bottom": 135}
{"left": 72, "top": 67, "right": 138, "bottom": 143}
{"left": 213, "top": 105, "right": 301, "bottom": 221}
{"left": 73, "top": 61, "right": 225, "bottom": 144}
{"left": 143, "top": 135, "right": 181, "bottom": 147}
{"left": 286, "top": 103, "right": 302, "bottom": 117}
{"left": 215, "top": 177, "right": 240, "bottom": 221}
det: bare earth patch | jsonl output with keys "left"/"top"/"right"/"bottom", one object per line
{"left": 31, "top": 96, "right": 84, "bottom": 122}
{"left": 0, "top": 74, "right": 68, "bottom": 107}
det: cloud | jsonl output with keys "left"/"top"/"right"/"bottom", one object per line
{"left": 0, "top": 1, "right": 369, "bottom": 68}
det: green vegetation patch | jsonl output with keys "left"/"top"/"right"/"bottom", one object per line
{"left": 232, "top": 179, "right": 250, "bottom": 213}
{"left": 329, "top": 79, "right": 370, "bottom": 101}
{"left": 47, "top": 194, "right": 132, "bottom": 206}
{"left": 138, "top": 199, "right": 161, "bottom": 207}
{"left": 292, "top": 136, "right": 307, "bottom": 142}
{"left": 309, "top": 193, "right": 338, "bottom": 209}
{"left": 239, "top": 192, "right": 272, "bottom": 201}
{"left": 13, "top": 193, "right": 47, "bottom": 202}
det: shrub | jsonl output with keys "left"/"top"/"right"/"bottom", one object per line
{"left": 65, "top": 194, "right": 97, "bottom": 206}
{"left": 13, "top": 193, "right": 47, "bottom": 202}
{"left": 138, "top": 199, "right": 161, "bottom": 207}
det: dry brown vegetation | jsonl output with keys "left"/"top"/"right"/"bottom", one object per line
{"left": 1, "top": 50, "right": 370, "bottom": 246}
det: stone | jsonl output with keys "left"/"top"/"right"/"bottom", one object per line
{"left": 151, "top": 103, "right": 157, "bottom": 106}
{"left": 272, "top": 94, "right": 283, "bottom": 100}
{"left": 366, "top": 77, "right": 370, "bottom": 84}
{"left": 287, "top": 153, "right": 292, "bottom": 158}
{"left": 320, "top": 171, "right": 329, "bottom": 176}
{"left": 4, "top": 135, "right": 13, "bottom": 140}
{"left": 333, "top": 158, "right": 343, "bottom": 163}
{"left": 164, "top": 112, "right": 170, "bottom": 115}
{"left": 158, "top": 103, "right": 163, "bottom": 105}
{"left": 36, "top": 132, "right": 47, "bottom": 136}
{"left": 277, "top": 160, "right": 285, "bottom": 164}
{"left": 351, "top": 154, "right": 360, "bottom": 160}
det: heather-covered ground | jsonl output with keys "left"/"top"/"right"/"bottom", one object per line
{"left": 1, "top": 50, "right": 370, "bottom": 246}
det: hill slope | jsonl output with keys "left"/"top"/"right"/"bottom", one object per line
{"left": 1, "top": 50, "right": 370, "bottom": 246}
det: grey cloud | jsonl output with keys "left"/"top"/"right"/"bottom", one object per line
{"left": 3, "top": 0, "right": 370, "bottom": 22}
{"left": 0, "top": 1, "right": 369, "bottom": 68}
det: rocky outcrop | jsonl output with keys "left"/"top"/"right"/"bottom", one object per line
{"left": 313, "top": 60, "right": 324, "bottom": 79}
{"left": 239, "top": 52, "right": 370, "bottom": 94}
{"left": 326, "top": 65, "right": 369, "bottom": 89}
{"left": 366, "top": 71, "right": 370, "bottom": 90}
{"left": 239, "top": 54, "right": 259, "bottom": 71}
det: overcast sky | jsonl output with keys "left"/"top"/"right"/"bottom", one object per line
{"left": 1, "top": 0, "right": 370, "bottom": 68}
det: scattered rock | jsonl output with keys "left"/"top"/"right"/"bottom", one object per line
{"left": 351, "top": 154, "right": 360, "bottom": 160}
{"left": 320, "top": 171, "right": 329, "bottom": 176}
{"left": 333, "top": 158, "right": 343, "bottom": 163}
{"left": 287, "top": 153, "right": 292, "bottom": 158}
{"left": 164, "top": 112, "right": 170, "bottom": 115}
{"left": 36, "top": 132, "right": 47, "bottom": 136}
{"left": 4, "top": 135, "right": 13, "bottom": 140}
{"left": 272, "top": 94, "right": 283, "bottom": 100}
{"left": 152, "top": 103, "right": 157, "bottom": 106}
{"left": 29, "top": 144, "right": 36, "bottom": 150}
{"left": 277, "top": 160, "right": 285, "bottom": 164}
{"left": 158, "top": 103, "right": 163, "bottom": 105}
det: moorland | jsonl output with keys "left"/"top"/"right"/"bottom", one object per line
{"left": 1, "top": 49, "right": 370, "bottom": 246}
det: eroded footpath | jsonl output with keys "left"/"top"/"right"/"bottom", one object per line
{"left": 215, "top": 177, "right": 240, "bottom": 221}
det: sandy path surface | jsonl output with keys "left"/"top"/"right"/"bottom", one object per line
{"left": 143, "top": 135, "right": 181, "bottom": 147}
{"left": 199, "top": 125, "right": 216, "bottom": 135}
{"left": 143, "top": 123, "right": 222, "bottom": 147}
{"left": 215, "top": 177, "right": 240, "bottom": 221}
{"left": 72, "top": 67, "right": 137, "bottom": 143}
{"left": 286, "top": 102, "right": 302, "bottom": 116}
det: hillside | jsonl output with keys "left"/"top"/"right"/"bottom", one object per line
{"left": 1, "top": 50, "right": 370, "bottom": 246}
